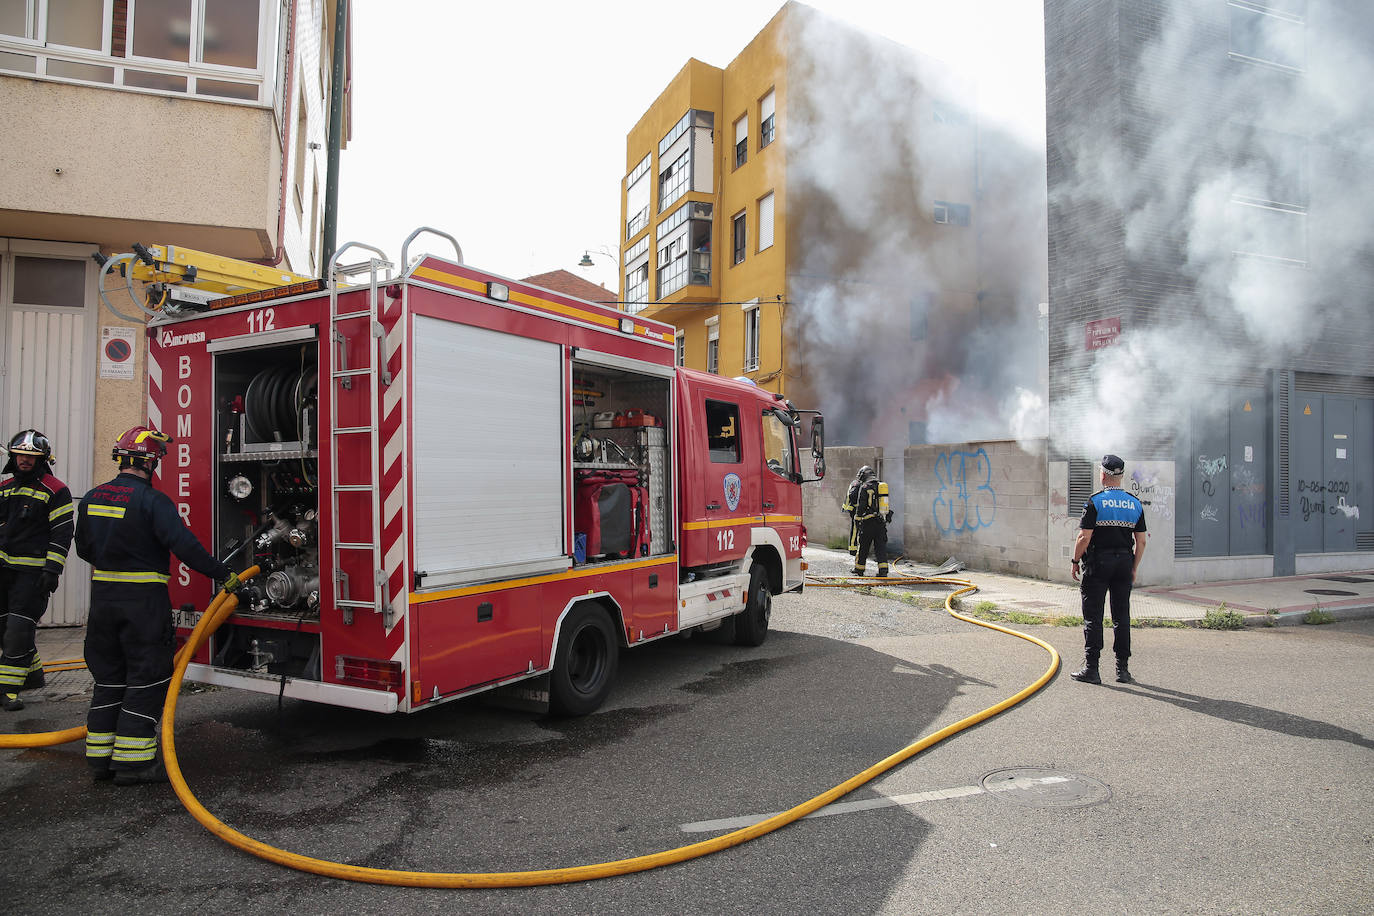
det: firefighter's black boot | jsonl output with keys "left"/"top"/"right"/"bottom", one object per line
{"left": 850, "top": 567, "right": 865, "bottom": 577}
{"left": 876, "top": 564, "right": 889, "bottom": 578}
{"left": 2, "top": 692, "right": 23, "bottom": 711}
{"left": 90, "top": 761, "right": 115, "bottom": 783}
{"left": 1115, "top": 660, "right": 1134, "bottom": 684}
{"left": 24, "top": 656, "right": 45, "bottom": 690}
{"left": 1069, "top": 660, "right": 1101, "bottom": 685}
{"left": 114, "top": 760, "right": 168, "bottom": 786}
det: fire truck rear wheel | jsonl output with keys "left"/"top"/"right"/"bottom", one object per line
{"left": 733, "top": 563, "right": 771, "bottom": 647}
{"left": 550, "top": 604, "right": 619, "bottom": 716}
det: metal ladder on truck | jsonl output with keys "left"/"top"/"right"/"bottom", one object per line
{"left": 326, "top": 242, "right": 394, "bottom": 627}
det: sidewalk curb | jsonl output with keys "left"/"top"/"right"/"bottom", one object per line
{"left": 1241, "top": 603, "right": 1374, "bottom": 628}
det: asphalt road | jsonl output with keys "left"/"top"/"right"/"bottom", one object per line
{"left": 2, "top": 580, "right": 1371, "bottom": 915}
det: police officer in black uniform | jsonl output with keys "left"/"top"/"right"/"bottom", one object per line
{"left": 0, "top": 430, "right": 73, "bottom": 711}
{"left": 76, "top": 425, "right": 239, "bottom": 784}
{"left": 1070, "top": 454, "right": 1147, "bottom": 685}
{"left": 851, "top": 466, "right": 892, "bottom": 578}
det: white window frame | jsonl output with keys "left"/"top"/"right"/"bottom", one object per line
{"left": 759, "top": 88, "right": 776, "bottom": 148}
{"left": 742, "top": 299, "right": 760, "bottom": 373}
{"left": 758, "top": 192, "right": 775, "bottom": 252}
{"left": 0, "top": 0, "right": 278, "bottom": 105}
{"left": 733, "top": 114, "right": 748, "bottom": 169}
{"left": 705, "top": 316, "right": 720, "bottom": 375}
{"left": 675, "top": 330, "right": 685, "bottom": 367}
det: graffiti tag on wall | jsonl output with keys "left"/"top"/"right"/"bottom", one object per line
{"left": 1129, "top": 468, "right": 1174, "bottom": 521}
{"left": 933, "top": 448, "right": 997, "bottom": 534}
{"left": 1297, "top": 480, "right": 1360, "bottom": 523}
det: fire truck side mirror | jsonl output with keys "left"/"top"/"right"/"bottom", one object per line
{"left": 809, "top": 417, "right": 826, "bottom": 481}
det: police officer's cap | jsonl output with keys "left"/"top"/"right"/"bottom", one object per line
{"left": 1100, "top": 454, "right": 1125, "bottom": 475}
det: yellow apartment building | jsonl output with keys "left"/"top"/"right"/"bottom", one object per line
{"left": 0, "top": 0, "right": 349, "bottom": 623}
{"left": 620, "top": 2, "right": 1046, "bottom": 450}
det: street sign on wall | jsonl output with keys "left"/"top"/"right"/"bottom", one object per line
{"left": 1086, "top": 317, "right": 1120, "bottom": 350}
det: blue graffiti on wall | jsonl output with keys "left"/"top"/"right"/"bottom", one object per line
{"left": 933, "top": 448, "right": 997, "bottom": 534}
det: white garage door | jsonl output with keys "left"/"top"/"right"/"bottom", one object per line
{"left": 1, "top": 242, "right": 97, "bottom": 626}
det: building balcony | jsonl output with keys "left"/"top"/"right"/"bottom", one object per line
{"left": 1, "top": 75, "right": 283, "bottom": 257}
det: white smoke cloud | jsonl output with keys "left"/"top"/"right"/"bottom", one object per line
{"left": 1048, "top": 0, "right": 1374, "bottom": 459}
{"left": 785, "top": 5, "right": 1049, "bottom": 450}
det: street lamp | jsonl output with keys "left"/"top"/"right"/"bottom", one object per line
{"left": 577, "top": 245, "right": 620, "bottom": 271}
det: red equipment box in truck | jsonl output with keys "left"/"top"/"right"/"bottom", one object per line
{"left": 144, "top": 233, "right": 825, "bottom": 715}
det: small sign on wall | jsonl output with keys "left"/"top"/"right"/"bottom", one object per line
{"left": 100, "top": 327, "right": 136, "bottom": 380}
{"left": 1085, "top": 317, "right": 1120, "bottom": 351}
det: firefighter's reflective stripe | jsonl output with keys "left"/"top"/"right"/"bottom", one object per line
{"left": 92, "top": 569, "right": 171, "bottom": 584}
{"left": 86, "top": 505, "right": 127, "bottom": 519}
{"left": 86, "top": 731, "right": 116, "bottom": 760}
{"left": 48, "top": 502, "right": 73, "bottom": 523}
{"left": 6, "top": 486, "right": 50, "bottom": 502}
{"left": 0, "top": 550, "right": 45, "bottom": 567}
{"left": 113, "top": 735, "right": 158, "bottom": 764}
{"left": 0, "top": 662, "right": 25, "bottom": 687}
{"left": 46, "top": 550, "right": 67, "bottom": 567}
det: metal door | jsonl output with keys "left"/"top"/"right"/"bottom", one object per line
{"left": 1190, "top": 407, "right": 1230, "bottom": 558}
{"left": 1228, "top": 388, "right": 1267, "bottom": 555}
{"left": 1, "top": 246, "right": 97, "bottom": 626}
{"left": 1322, "top": 397, "right": 1356, "bottom": 551}
{"left": 1291, "top": 395, "right": 1324, "bottom": 553}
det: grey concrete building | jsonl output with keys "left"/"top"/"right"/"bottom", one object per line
{"left": 1044, "top": 0, "right": 1374, "bottom": 581}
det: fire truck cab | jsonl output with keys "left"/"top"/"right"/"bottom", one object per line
{"left": 136, "top": 232, "right": 824, "bottom": 715}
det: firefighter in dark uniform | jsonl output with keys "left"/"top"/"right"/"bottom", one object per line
{"left": 76, "top": 425, "right": 239, "bottom": 785}
{"left": 1070, "top": 454, "right": 1148, "bottom": 685}
{"left": 841, "top": 467, "right": 869, "bottom": 557}
{"left": 851, "top": 466, "right": 892, "bottom": 578}
{"left": 0, "top": 430, "right": 73, "bottom": 711}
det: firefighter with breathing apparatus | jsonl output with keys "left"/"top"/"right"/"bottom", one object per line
{"left": 75, "top": 425, "right": 240, "bottom": 785}
{"left": 850, "top": 465, "right": 892, "bottom": 577}
{"left": 841, "top": 467, "right": 868, "bottom": 557}
{"left": 0, "top": 430, "right": 73, "bottom": 711}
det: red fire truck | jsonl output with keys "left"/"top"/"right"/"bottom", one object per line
{"left": 130, "top": 232, "right": 825, "bottom": 715}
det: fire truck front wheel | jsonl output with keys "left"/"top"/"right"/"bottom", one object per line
{"left": 550, "top": 604, "right": 620, "bottom": 716}
{"left": 733, "top": 563, "right": 772, "bottom": 647}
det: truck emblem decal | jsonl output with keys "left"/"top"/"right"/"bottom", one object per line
{"left": 723, "top": 473, "right": 741, "bottom": 511}
{"left": 159, "top": 329, "right": 206, "bottom": 348}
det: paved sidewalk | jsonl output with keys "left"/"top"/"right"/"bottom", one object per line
{"left": 803, "top": 546, "right": 1374, "bottom": 627}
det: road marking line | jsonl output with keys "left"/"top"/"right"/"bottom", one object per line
{"left": 678, "top": 776, "right": 1069, "bottom": 833}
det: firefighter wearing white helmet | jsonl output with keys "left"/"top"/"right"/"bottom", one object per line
{"left": 74, "top": 424, "right": 240, "bottom": 785}
{"left": 0, "top": 429, "right": 73, "bottom": 711}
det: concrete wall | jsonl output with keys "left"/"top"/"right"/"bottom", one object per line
{"left": 802, "top": 446, "right": 881, "bottom": 549}
{"left": 902, "top": 439, "right": 1048, "bottom": 577}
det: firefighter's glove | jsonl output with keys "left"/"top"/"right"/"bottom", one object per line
{"left": 885, "top": 511, "right": 893, "bottom": 524}
{"left": 221, "top": 571, "right": 242, "bottom": 595}
{"left": 41, "top": 570, "right": 61, "bottom": 594}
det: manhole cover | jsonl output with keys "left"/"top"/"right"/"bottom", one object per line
{"left": 1304, "top": 588, "right": 1358, "bottom": 597}
{"left": 980, "top": 767, "right": 1111, "bottom": 808}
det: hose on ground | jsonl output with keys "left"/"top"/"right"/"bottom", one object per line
{"left": 4, "top": 566, "right": 1060, "bottom": 888}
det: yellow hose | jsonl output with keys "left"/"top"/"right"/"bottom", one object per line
{"left": 4, "top": 567, "right": 1060, "bottom": 888}
{"left": 161, "top": 570, "right": 1059, "bottom": 887}
{"left": 0, "top": 584, "right": 237, "bottom": 750}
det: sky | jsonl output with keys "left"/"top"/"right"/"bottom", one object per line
{"left": 335, "top": 0, "right": 1046, "bottom": 294}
